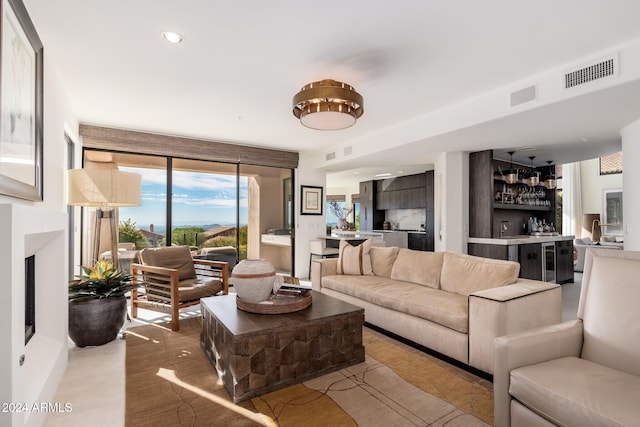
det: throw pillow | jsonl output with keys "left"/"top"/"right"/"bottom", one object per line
{"left": 337, "top": 239, "right": 374, "bottom": 276}
{"left": 370, "top": 246, "right": 400, "bottom": 278}
{"left": 390, "top": 249, "right": 443, "bottom": 288}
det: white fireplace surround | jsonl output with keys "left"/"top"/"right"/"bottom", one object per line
{"left": 0, "top": 204, "right": 68, "bottom": 427}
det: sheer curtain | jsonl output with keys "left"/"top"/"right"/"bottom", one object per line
{"left": 562, "top": 162, "right": 583, "bottom": 237}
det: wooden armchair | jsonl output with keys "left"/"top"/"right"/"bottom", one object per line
{"left": 130, "top": 245, "right": 229, "bottom": 331}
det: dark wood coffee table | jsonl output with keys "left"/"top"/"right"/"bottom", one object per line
{"left": 200, "top": 291, "right": 365, "bottom": 402}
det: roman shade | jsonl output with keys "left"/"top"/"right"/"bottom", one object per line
{"left": 79, "top": 124, "right": 299, "bottom": 169}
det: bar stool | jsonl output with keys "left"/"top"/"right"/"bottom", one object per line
{"left": 308, "top": 239, "right": 339, "bottom": 278}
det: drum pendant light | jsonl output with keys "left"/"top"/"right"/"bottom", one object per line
{"left": 527, "top": 156, "right": 539, "bottom": 187}
{"left": 292, "top": 79, "right": 364, "bottom": 130}
{"left": 544, "top": 160, "right": 557, "bottom": 190}
{"left": 504, "top": 151, "right": 518, "bottom": 184}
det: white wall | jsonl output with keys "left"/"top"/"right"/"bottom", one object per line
{"left": 621, "top": 119, "right": 640, "bottom": 250}
{"left": 0, "top": 50, "right": 78, "bottom": 427}
{"left": 434, "top": 151, "right": 469, "bottom": 253}
{"left": 294, "top": 152, "right": 328, "bottom": 278}
{"left": 580, "top": 157, "right": 623, "bottom": 230}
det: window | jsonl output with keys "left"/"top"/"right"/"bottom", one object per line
{"left": 80, "top": 149, "right": 293, "bottom": 274}
{"left": 603, "top": 189, "right": 623, "bottom": 235}
{"left": 351, "top": 194, "right": 360, "bottom": 230}
{"left": 599, "top": 151, "right": 623, "bottom": 175}
{"left": 327, "top": 195, "right": 347, "bottom": 229}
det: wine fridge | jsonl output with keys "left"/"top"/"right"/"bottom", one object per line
{"left": 542, "top": 242, "right": 556, "bottom": 283}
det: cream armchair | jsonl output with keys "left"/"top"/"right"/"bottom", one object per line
{"left": 494, "top": 247, "right": 640, "bottom": 427}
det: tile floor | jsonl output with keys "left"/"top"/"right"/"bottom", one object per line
{"left": 45, "top": 274, "right": 582, "bottom": 426}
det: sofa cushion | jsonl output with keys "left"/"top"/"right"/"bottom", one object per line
{"left": 147, "top": 277, "right": 222, "bottom": 303}
{"left": 177, "top": 278, "right": 223, "bottom": 302}
{"left": 369, "top": 246, "right": 400, "bottom": 278}
{"left": 440, "top": 252, "right": 519, "bottom": 296}
{"left": 510, "top": 356, "right": 640, "bottom": 427}
{"left": 574, "top": 237, "right": 593, "bottom": 245}
{"left": 322, "top": 275, "right": 469, "bottom": 333}
{"left": 337, "top": 239, "right": 373, "bottom": 275}
{"left": 140, "top": 246, "right": 196, "bottom": 281}
{"left": 390, "top": 249, "right": 443, "bottom": 289}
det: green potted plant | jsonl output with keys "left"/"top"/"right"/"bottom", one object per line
{"left": 68, "top": 258, "right": 140, "bottom": 347}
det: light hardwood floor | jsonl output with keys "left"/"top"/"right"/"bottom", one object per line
{"left": 45, "top": 274, "right": 582, "bottom": 426}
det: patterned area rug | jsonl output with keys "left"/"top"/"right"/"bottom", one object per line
{"left": 125, "top": 315, "right": 493, "bottom": 426}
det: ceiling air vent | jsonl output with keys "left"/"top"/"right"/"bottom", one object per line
{"left": 344, "top": 146, "right": 353, "bottom": 156}
{"left": 325, "top": 151, "right": 336, "bottom": 161}
{"left": 510, "top": 85, "right": 537, "bottom": 107}
{"left": 565, "top": 57, "right": 617, "bottom": 89}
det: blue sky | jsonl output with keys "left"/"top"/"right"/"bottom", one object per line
{"left": 119, "top": 167, "right": 248, "bottom": 229}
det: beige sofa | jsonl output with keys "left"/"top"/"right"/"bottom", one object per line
{"left": 574, "top": 237, "right": 622, "bottom": 272}
{"left": 494, "top": 247, "right": 640, "bottom": 427}
{"left": 311, "top": 244, "right": 561, "bottom": 374}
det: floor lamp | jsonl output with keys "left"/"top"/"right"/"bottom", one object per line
{"left": 67, "top": 168, "right": 141, "bottom": 270}
{"left": 582, "top": 213, "right": 601, "bottom": 242}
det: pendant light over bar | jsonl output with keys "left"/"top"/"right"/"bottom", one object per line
{"left": 292, "top": 79, "right": 364, "bottom": 130}
{"left": 504, "top": 151, "right": 518, "bottom": 184}
{"left": 527, "top": 156, "right": 539, "bottom": 187}
{"left": 544, "top": 160, "right": 557, "bottom": 190}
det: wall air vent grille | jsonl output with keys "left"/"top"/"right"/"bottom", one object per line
{"left": 510, "top": 85, "right": 537, "bottom": 107}
{"left": 325, "top": 152, "right": 336, "bottom": 161}
{"left": 565, "top": 57, "right": 616, "bottom": 89}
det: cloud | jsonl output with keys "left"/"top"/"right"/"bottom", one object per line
{"left": 175, "top": 196, "right": 248, "bottom": 208}
{"left": 172, "top": 172, "right": 238, "bottom": 191}
{"left": 121, "top": 166, "right": 251, "bottom": 208}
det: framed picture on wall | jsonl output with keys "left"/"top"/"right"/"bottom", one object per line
{"left": 0, "top": 0, "right": 44, "bottom": 201}
{"left": 300, "top": 185, "right": 323, "bottom": 215}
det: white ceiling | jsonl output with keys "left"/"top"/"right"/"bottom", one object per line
{"left": 23, "top": 1, "right": 640, "bottom": 187}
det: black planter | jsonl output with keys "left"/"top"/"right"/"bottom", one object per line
{"left": 68, "top": 296, "right": 127, "bottom": 347}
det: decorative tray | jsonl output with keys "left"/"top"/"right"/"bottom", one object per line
{"left": 236, "top": 288, "right": 312, "bottom": 314}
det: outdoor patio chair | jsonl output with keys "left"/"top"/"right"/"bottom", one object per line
{"left": 130, "top": 245, "right": 229, "bottom": 331}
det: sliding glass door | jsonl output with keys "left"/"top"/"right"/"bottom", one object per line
{"left": 170, "top": 158, "right": 240, "bottom": 258}
{"left": 80, "top": 149, "right": 294, "bottom": 275}
{"left": 240, "top": 164, "right": 293, "bottom": 274}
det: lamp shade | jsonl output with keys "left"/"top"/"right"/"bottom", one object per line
{"left": 504, "top": 151, "right": 518, "bottom": 184}
{"left": 67, "top": 169, "right": 141, "bottom": 207}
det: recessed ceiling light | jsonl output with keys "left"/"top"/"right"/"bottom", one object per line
{"left": 161, "top": 31, "right": 183, "bottom": 44}
{"left": 375, "top": 173, "right": 392, "bottom": 177}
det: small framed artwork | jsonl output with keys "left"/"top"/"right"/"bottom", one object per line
{"left": 300, "top": 185, "right": 323, "bottom": 215}
{"left": 0, "top": 0, "right": 44, "bottom": 201}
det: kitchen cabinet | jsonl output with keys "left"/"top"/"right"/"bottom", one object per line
{"left": 468, "top": 243, "right": 509, "bottom": 260}
{"left": 408, "top": 232, "right": 433, "bottom": 251}
{"left": 518, "top": 243, "right": 543, "bottom": 281}
{"left": 376, "top": 173, "right": 426, "bottom": 209}
{"left": 555, "top": 240, "right": 574, "bottom": 284}
{"left": 425, "top": 170, "right": 434, "bottom": 248}
{"left": 359, "top": 180, "right": 384, "bottom": 231}
{"left": 468, "top": 236, "right": 573, "bottom": 283}
{"left": 359, "top": 172, "right": 434, "bottom": 245}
